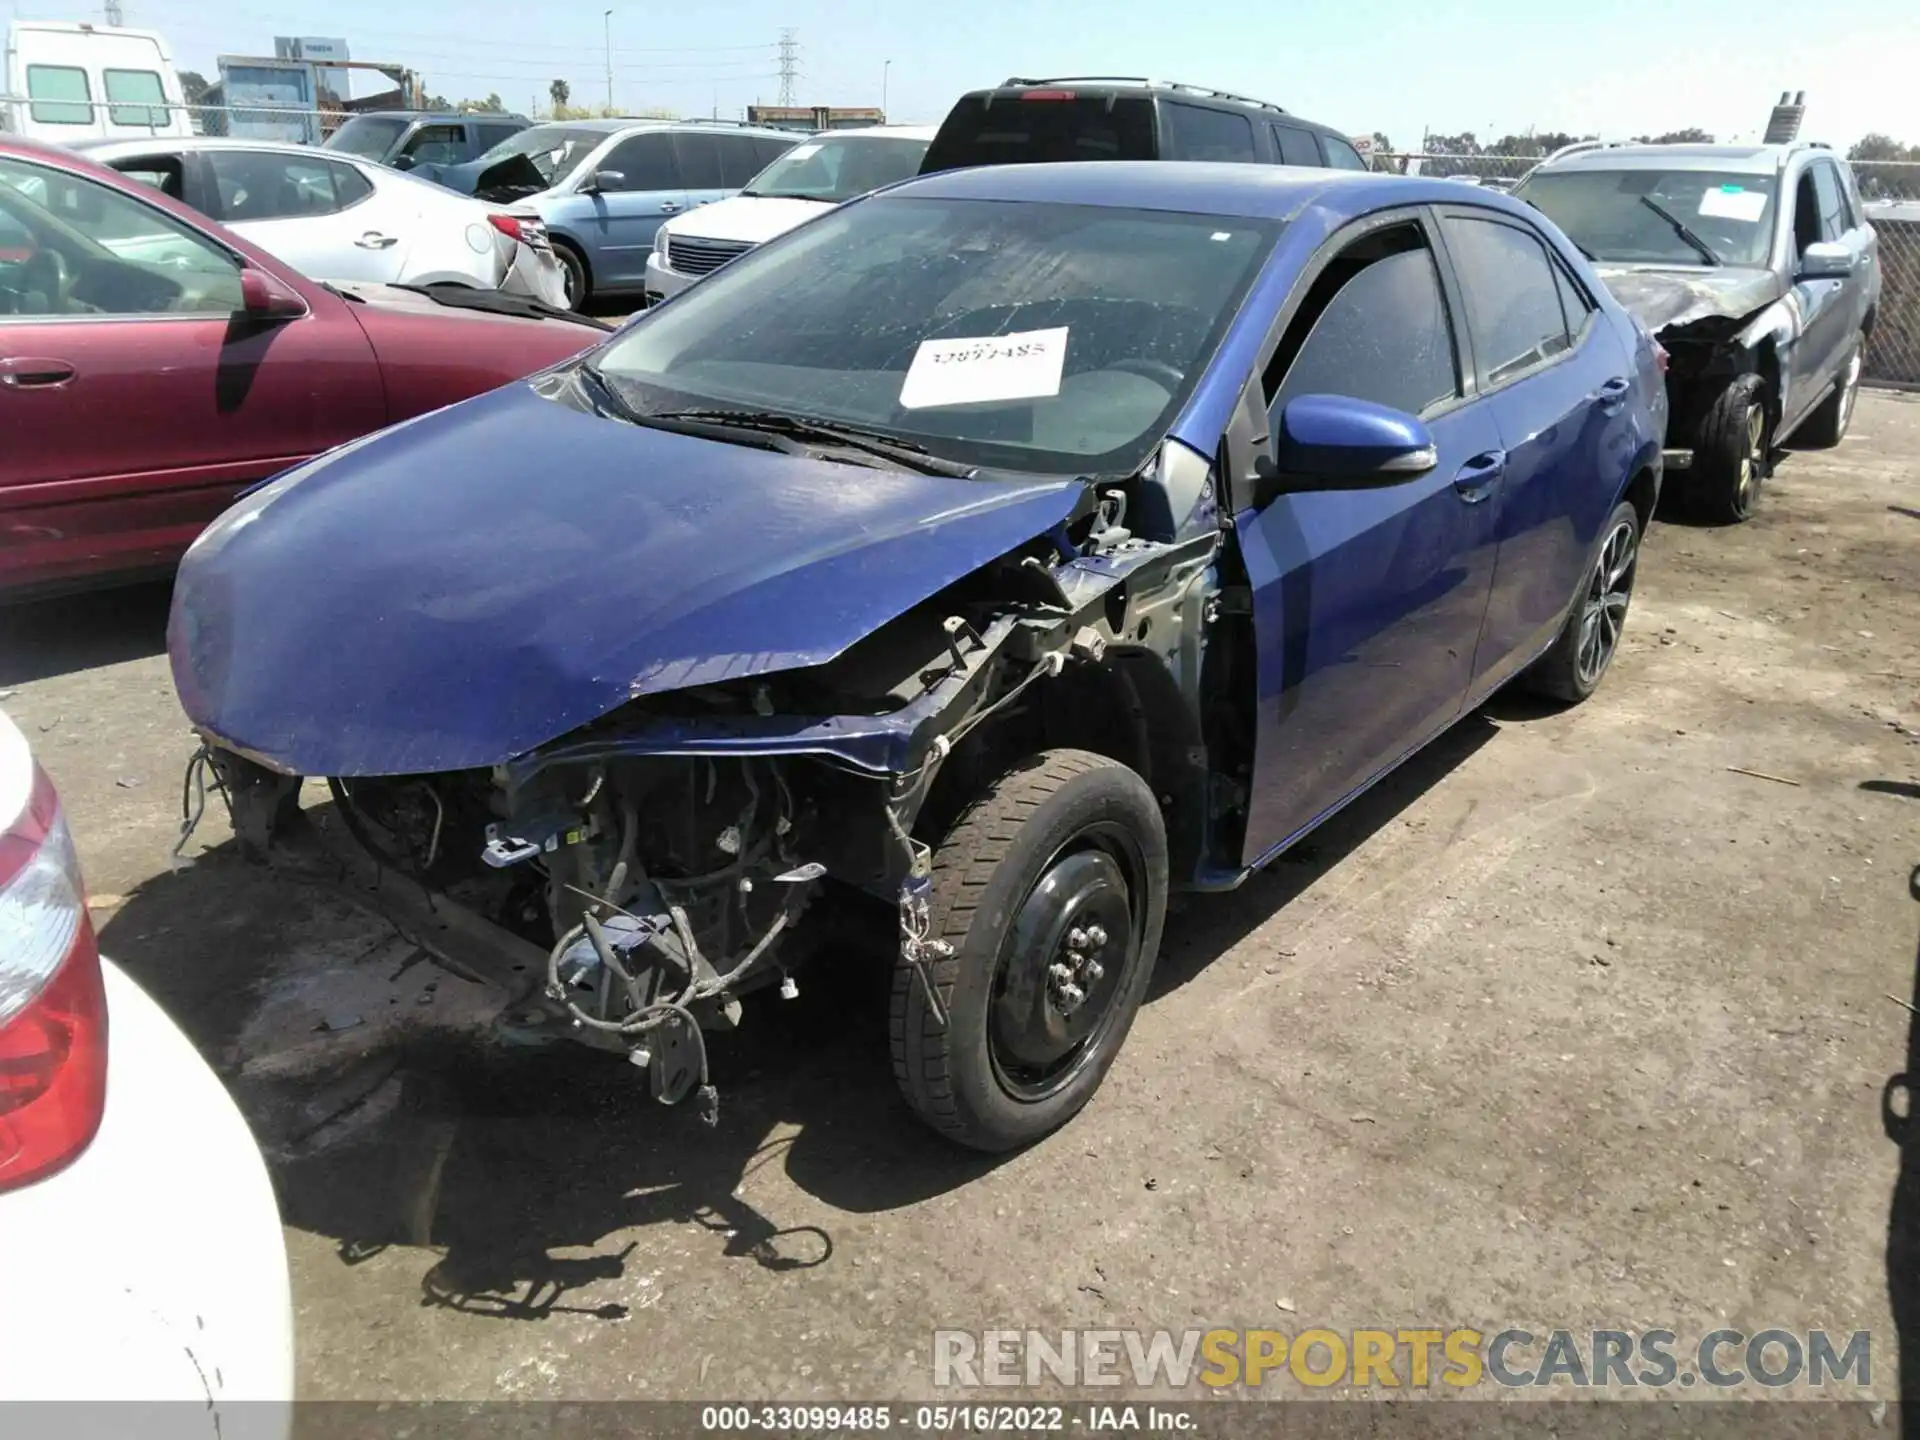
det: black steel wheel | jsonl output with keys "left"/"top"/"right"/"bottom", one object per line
{"left": 890, "top": 750, "right": 1168, "bottom": 1152}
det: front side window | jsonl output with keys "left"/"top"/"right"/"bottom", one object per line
{"left": 26, "top": 66, "right": 91, "bottom": 126}
{"left": 0, "top": 156, "right": 242, "bottom": 317}
{"left": 1440, "top": 215, "right": 1572, "bottom": 385}
{"left": 591, "top": 196, "right": 1279, "bottom": 475}
{"left": 324, "top": 115, "right": 409, "bottom": 160}
{"left": 1810, "top": 162, "right": 1849, "bottom": 242}
{"left": 1269, "top": 230, "right": 1460, "bottom": 419}
{"left": 204, "top": 151, "right": 363, "bottom": 221}
{"left": 103, "top": 69, "right": 168, "bottom": 128}
{"left": 741, "top": 135, "right": 929, "bottom": 202}
{"left": 599, "top": 133, "right": 680, "bottom": 191}
{"left": 400, "top": 124, "right": 465, "bottom": 167}
{"left": 1163, "top": 103, "right": 1257, "bottom": 163}
{"left": 1515, "top": 167, "right": 1777, "bottom": 267}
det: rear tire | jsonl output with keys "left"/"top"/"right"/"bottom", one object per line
{"left": 1688, "top": 372, "right": 1769, "bottom": 524}
{"left": 890, "top": 750, "right": 1168, "bottom": 1153}
{"left": 554, "top": 242, "right": 590, "bottom": 311}
{"left": 1796, "top": 333, "right": 1863, "bottom": 448}
{"left": 1523, "top": 500, "right": 1641, "bottom": 704}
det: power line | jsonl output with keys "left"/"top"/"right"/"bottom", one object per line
{"left": 136, "top": 4, "right": 776, "bottom": 56}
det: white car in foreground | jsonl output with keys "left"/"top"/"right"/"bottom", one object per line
{"left": 644, "top": 124, "right": 935, "bottom": 303}
{"left": 0, "top": 709, "right": 291, "bottom": 1436}
{"left": 78, "top": 136, "right": 567, "bottom": 308}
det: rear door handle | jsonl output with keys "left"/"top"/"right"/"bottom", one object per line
{"left": 1452, "top": 450, "right": 1506, "bottom": 504}
{"left": 1597, "top": 376, "right": 1631, "bottom": 414}
{"left": 355, "top": 232, "right": 399, "bottom": 250}
{"left": 0, "top": 356, "right": 76, "bottom": 388}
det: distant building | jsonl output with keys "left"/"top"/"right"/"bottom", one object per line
{"left": 275, "top": 36, "right": 352, "bottom": 105}
{"left": 747, "top": 104, "right": 885, "bottom": 133}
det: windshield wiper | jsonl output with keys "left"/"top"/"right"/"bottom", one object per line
{"left": 1638, "top": 197, "right": 1721, "bottom": 266}
{"left": 646, "top": 408, "right": 978, "bottom": 478}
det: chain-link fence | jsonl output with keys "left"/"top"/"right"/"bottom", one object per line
{"left": 1372, "top": 152, "right": 1920, "bottom": 388}
{"left": 3, "top": 96, "right": 393, "bottom": 146}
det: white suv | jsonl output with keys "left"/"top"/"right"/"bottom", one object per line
{"left": 645, "top": 125, "right": 935, "bottom": 303}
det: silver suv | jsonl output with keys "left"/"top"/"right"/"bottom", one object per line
{"left": 1516, "top": 141, "right": 1879, "bottom": 522}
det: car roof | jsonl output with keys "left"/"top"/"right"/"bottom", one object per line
{"left": 809, "top": 124, "right": 938, "bottom": 142}
{"left": 344, "top": 110, "right": 530, "bottom": 124}
{"left": 516, "top": 118, "right": 797, "bottom": 137}
{"left": 1535, "top": 142, "right": 1823, "bottom": 175}
{"left": 964, "top": 77, "right": 1344, "bottom": 134}
{"left": 893, "top": 158, "right": 1527, "bottom": 221}
{"left": 79, "top": 136, "right": 368, "bottom": 159}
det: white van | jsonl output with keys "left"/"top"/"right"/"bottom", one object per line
{"left": 3, "top": 21, "right": 192, "bottom": 144}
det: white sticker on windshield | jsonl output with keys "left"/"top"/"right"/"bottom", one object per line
{"left": 899, "top": 327, "right": 1070, "bottom": 409}
{"left": 1698, "top": 186, "right": 1767, "bottom": 222}
{"left": 784, "top": 142, "right": 823, "bottom": 161}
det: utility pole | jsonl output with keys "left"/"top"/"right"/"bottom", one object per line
{"left": 882, "top": 58, "right": 891, "bottom": 118}
{"left": 104, "top": 0, "right": 123, "bottom": 24}
{"left": 604, "top": 9, "right": 614, "bottom": 113}
{"left": 776, "top": 28, "right": 797, "bottom": 107}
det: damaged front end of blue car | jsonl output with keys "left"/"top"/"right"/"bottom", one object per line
{"left": 166, "top": 376, "right": 1230, "bottom": 1137}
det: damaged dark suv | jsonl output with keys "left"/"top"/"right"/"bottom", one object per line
{"left": 168, "top": 162, "right": 1664, "bottom": 1152}
{"left": 1516, "top": 141, "right": 1878, "bottom": 523}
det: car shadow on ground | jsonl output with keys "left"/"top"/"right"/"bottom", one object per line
{"left": 100, "top": 693, "right": 1518, "bottom": 1327}
{"left": 1877, "top": 780, "right": 1920, "bottom": 1411}
{"left": 0, "top": 578, "right": 174, "bottom": 686}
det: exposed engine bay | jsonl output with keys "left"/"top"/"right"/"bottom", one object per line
{"left": 186, "top": 462, "right": 1232, "bottom": 1126}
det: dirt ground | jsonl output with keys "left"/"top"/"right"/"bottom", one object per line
{"left": 3, "top": 393, "right": 1917, "bottom": 1407}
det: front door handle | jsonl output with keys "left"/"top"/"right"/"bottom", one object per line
{"left": 658, "top": 201, "right": 682, "bottom": 214}
{"left": 1452, "top": 450, "right": 1506, "bottom": 504}
{"left": 355, "top": 231, "right": 399, "bottom": 250}
{"left": 1597, "top": 376, "right": 1631, "bottom": 414}
{"left": 0, "top": 356, "right": 76, "bottom": 388}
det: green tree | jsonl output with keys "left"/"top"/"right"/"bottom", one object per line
{"left": 1632, "top": 127, "right": 1715, "bottom": 144}
{"left": 549, "top": 78, "right": 570, "bottom": 113}
{"left": 457, "top": 93, "right": 506, "bottom": 114}
{"left": 1850, "top": 133, "right": 1920, "bottom": 163}
{"left": 178, "top": 69, "right": 211, "bottom": 106}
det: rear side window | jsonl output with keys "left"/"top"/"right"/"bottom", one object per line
{"left": 920, "top": 94, "right": 1157, "bottom": 172}
{"left": 1439, "top": 214, "right": 1572, "bottom": 384}
{"left": 478, "top": 121, "right": 524, "bottom": 150}
{"left": 1272, "top": 123, "right": 1322, "bottom": 168}
{"left": 1162, "top": 102, "right": 1256, "bottom": 162}
{"left": 26, "top": 66, "right": 91, "bottom": 126}
{"left": 1322, "top": 135, "right": 1369, "bottom": 171}
{"left": 600, "top": 132, "right": 681, "bottom": 191}
{"left": 204, "top": 151, "right": 370, "bottom": 221}
{"left": 103, "top": 69, "right": 168, "bottom": 127}
{"left": 1270, "top": 234, "right": 1461, "bottom": 418}
{"left": 716, "top": 134, "right": 770, "bottom": 187}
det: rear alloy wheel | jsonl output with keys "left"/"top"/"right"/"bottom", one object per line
{"left": 1523, "top": 500, "right": 1641, "bottom": 704}
{"left": 1798, "top": 334, "right": 1863, "bottom": 448}
{"left": 1689, "top": 372, "right": 1770, "bottom": 524}
{"left": 890, "top": 750, "right": 1168, "bottom": 1152}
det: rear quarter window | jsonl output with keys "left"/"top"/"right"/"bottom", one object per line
{"left": 921, "top": 94, "right": 1157, "bottom": 172}
{"left": 1162, "top": 102, "right": 1257, "bottom": 162}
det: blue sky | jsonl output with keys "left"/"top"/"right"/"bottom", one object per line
{"left": 22, "top": 0, "right": 1919, "bottom": 150}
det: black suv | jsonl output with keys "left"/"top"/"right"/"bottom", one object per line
{"left": 920, "top": 76, "right": 1367, "bottom": 175}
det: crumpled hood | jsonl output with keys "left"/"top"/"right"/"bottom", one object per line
{"left": 169, "top": 379, "right": 1081, "bottom": 777}
{"left": 1593, "top": 265, "right": 1783, "bottom": 335}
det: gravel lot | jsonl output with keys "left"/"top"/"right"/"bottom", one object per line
{"left": 3, "top": 393, "right": 1917, "bottom": 1405}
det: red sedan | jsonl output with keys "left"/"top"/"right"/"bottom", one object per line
{"left": 0, "top": 137, "right": 604, "bottom": 599}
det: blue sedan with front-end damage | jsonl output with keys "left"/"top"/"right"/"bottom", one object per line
{"left": 168, "top": 161, "right": 1666, "bottom": 1152}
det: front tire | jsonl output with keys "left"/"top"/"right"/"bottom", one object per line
{"left": 1689, "top": 372, "right": 1770, "bottom": 524}
{"left": 1523, "top": 499, "right": 1641, "bottom": 704}
{"left": 890, "top": 750, "right": 1168, "bottom": 1152}
{"left": 1797, "top": 332, "right": 1863, "bottom": 448}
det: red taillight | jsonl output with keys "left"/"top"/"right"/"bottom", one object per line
{"left": 1018, "top": 89, "right": 1077, "bottom": 101}
{"left": 486, "top": 213, "right": 524, "bottom": 242}
{"left": 1653, "top": 341, "right": 1670, "bottom": 376}
{"left": 0, "top": 765, "right": 107, "bottom": 1194}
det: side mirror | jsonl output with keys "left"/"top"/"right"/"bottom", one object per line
{"left": 390, "top": 154, "right": 418, "bottom": 172}
{"left": 1255, "top": 394, "right": 1438, "bottom": 501}
{"left": 581, "top": 169, "right": 625, "bottom": 194}
{"left": 238, "top": 267, "right": 309, "bottom": 321}
{"left": 1798, "top": 240, "right": 1854, "bottom": 281}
